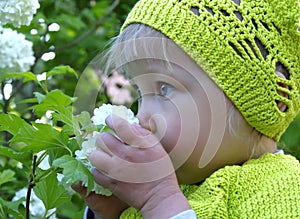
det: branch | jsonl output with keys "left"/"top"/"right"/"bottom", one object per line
{"left": 26, "top": 155, "right": 37, "bottom": 219}
{"left": 53, "top": 0, "right": 120, "bottom": 51}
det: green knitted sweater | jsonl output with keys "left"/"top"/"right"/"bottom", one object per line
{"left": 120, "top": 153, "right": 300, "bottom": 218}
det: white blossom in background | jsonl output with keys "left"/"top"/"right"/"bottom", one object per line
{"left": 12, "top": 188, "right": 56, "bottom": 218}
{"left": 0, "top": 28, "right": 35, "bottom": 73}
{"left": 0, "top": 0, "right": 40, "bottom": 27}
{"left": 38, "top": 154, "right": 50, "bottom": 170}
{"left": 75, "top": 104, "right": 139, "bottom": 196}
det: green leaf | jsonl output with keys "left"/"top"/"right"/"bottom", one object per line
{"left": 1, "top": 72, "right": 38, "bottom": 83}
{"left": 11, "top": 123, "right": 69, "bottom": 153}
{"left": 47, "top": 139, "right": 80, "bottom": 165}
{"left": 75, "top": 111, "right": 97, "bottom": 134}
{"left": 0, "top": 169, "right": 16, "bottom": 186}
{"left": 34, "top": 92, "right": 46, "bottom": 104}
{"left": 46, "top": 65, "right": 77, "bottom": 79}
{"left": 42, "top": 89, "right": 74, "bottom": 106}
{"left": 0, "top": 113, "right": 32, "bottom": 135}
{"left": 0, "top": 197, "right": 24, "bottom": 219}
{"left": 31, "top": 90, "right": 75, "bottom": 117}
{"left": 34, "top": 170, "right": 70, "bottom": 211}
{"left": 0, "top": 146, "right": 32, "bottom": 166}
{"left": 19, "top": 97, "right": 38, "bottom": 104}
{"left": 51, "top": 106, "right": 76, "bottom": 135}
{"left": 52, "top": 155, "right": 94, "bottom": 194}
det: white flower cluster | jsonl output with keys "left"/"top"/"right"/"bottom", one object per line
{"left": 0, "top": 0, "right": 40, "bottom": 27}
{"left": 0, "top": 28, "right": 35, "bottom": 73}
{"left": 13, "top": 188, "right": 56, "bottom": 218}
{"left": 92, "top": 104, "right": 139, "bottom": 126}
{"left": 75, "top": 104, "right": 139, "bottom": 196}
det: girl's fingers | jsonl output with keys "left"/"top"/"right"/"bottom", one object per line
{"left": 91, "top": 167, "right": 118, "bottom": 192}
{"left": 89, "top": 115, "right": 173, "bottom": 184}
{"left": 71, "top": 183, "right": 87, "bottom": 196}
{"left": 105, "top": 115, "right": 159, "bottom": 149}
{"left": 89, "top": 145, "right": 174, "bottom": 184}
{"left": 96, "top": 130, "right": 166, "bottom": 163}
{"left": 89, "top": 149, "right": 114, "bottom": 174}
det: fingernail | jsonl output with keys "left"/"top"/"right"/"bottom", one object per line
{"left": 105, "top": 114, "right": 113, "bottom": 127}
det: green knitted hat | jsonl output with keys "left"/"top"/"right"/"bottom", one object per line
{"left": 121, "top": 0, "right": 300, "bottom": 141}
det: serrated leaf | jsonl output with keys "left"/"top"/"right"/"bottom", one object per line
{"left": 31, "top": 90, "right": 74, "bottom": 117}
{"left": 0, "top": 113, "right": 32, "bottom": 135}
{"left": 1, "top": 72, "right": 38, "bottom": 83}
{"left": 47, "top": 139, "right": 80, "bottom": 165}
{"left": 0, "top": 146, "right": 32, "bottom": 166}
{"left": 11, "top": 123, "right": 68, "bottom": 153}
{"left": 0, "top": 169, "right": 16, "bottom": 186}
{"left": 46, "top": 65, "right": 77, "bottom": 79}
{"left": 52, "top": 155, "right": 94, "bottom": 194}
{"left": 51, "top": 106, "right": 77, "bottom": 135}
{"left": 34, "top": 170, "right": 70, "bottom": 211}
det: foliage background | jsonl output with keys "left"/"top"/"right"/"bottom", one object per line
{"left": 0, "top": 0, "right": 137, "bottom": 218}
{"left": 0, "top": 0, "right": 299, "bottom": 218}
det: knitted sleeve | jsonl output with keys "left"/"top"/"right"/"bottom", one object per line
{"left": 121, "top": 154, "right": 300, "bottom": 218}
{"left": 184, "top": 167, "right": 232, "bottom": 218}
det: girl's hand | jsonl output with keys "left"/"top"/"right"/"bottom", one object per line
{"left": 89, "top": 115, "right": 191, "bottom": 219}
{"left": 72, "top": 183, "right": 128, "bottom": 219}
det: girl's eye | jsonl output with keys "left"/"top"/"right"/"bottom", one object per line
{"left": 159, "top": 83, "right": 174, "bottom": 97}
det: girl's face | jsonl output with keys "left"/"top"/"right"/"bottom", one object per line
{"left": 124, "top": 40, "right": 253, "bottom": 184}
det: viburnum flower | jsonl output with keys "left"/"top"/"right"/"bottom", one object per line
{"left": 0, "top": 0, "right": 40, "bottom": 27}
{"left": 0, "top": 28, "right": 35, "bottom": 73}
{"left": 75, "top": 131, "right": 112, "bottom": 196}
{"left": 92, "top": 104, "right": 139, "bottom": 126}
{"left": 75, "top": 104, "right": 139, "bottom": 195}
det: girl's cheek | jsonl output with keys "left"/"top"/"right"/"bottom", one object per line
{"left": 158, "top": 119, "right": 181, "bottom": 153}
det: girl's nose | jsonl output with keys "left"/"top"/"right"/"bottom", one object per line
{"left": 136, "top": 101, "right": 156, "bottom": 133}
{"left": 137, "top": 111, "right": 152, "bottom": 132}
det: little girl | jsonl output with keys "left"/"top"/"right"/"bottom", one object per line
{"left": 72, "top": 0, "right": 300, "bottom": 218}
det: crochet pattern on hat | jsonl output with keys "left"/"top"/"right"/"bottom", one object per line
{"left": 122, "top": 0, "right": 300, "bottom": 141}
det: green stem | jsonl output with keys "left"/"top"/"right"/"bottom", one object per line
{"left": 65, "top": 145, "right": 73, "bottom": 157}
{"left": 44, "top": 209, "right": 56, "bottom": 219}
{"left": 35, "top": 151, "right": 47, "bottom": 166}
{"left": 0, "top": 206, "right": 5, "bottom": 219}
{"left": 39, "top": 80, "right": 48, "bottom": 94}
{"left": 32, "top": 166, "right": 57, "bottom": 184}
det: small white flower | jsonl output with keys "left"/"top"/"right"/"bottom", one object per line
{"left": 0, "top": 28, "right": 35, "bottom": 73}
{"left": 75, "top": 132, "right": 112, "bottom": 195}
{"left": 75, "top": 132, "right": 100, "bottom": 159}
{"left": 92, "top": 104, "right": 139, "bottom": 125}
{"left": 0, "top": 0, "right": 40, "bottom": 27}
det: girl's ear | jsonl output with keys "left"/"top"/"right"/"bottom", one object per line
{"left": 276, "top": 71, "right": 289, "bottom": 112}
